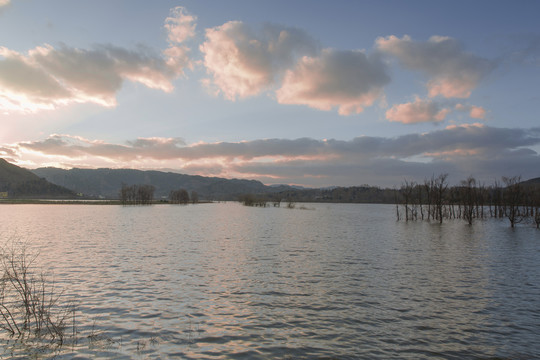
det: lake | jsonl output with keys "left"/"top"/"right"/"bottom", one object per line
{"left": 1, "top": 203, "right": 539, "bottom": 359}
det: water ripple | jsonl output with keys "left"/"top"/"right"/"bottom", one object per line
{"left": 1, "top": 203, "right": 539, "bottom": 359}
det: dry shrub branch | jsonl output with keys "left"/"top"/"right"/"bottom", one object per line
{"left": 0, "top": 240, "right": 74, "bottom": 343}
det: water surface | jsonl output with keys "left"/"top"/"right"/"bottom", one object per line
{"left": 1, "top": 203, "right": 538, "bottom": 359}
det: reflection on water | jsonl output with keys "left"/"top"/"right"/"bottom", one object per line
{"left": 1, "top": 203, "right": 539, "bottom": 359}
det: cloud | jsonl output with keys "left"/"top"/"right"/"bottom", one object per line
{"left": 469, "top": 105, "right": 486, "bottom": 119}
{"left": 200, "top": 21, "right": 318, "bottom": 100}
{"left": 11, "top": 125, "right": 540, "bottom": 187}
{"left": 0, "top": 42, "right": 186, "bottom": 112}
{"left": 376, "top": 35, "right": 494, "bottom": 98}
{"left": 163, "top": 6, "right": 196, "bottom": 72}
{"left": 17, "top": 125, "right": 540, "bottom": 163}
{"left": 164, "top": 6, "right": 196, "bottom": 44}
{"left": 0, "top": 47, "right": 72, "bottom": 112}
{"left": 386, "top": 97, "right": 450, "bottom": 124}
{"left": 455, "top": 103, "right": 487, "bottom": 119}
{"left": 276, "top": 49, "right": 390, "bottom": 115}
{"left": 200, "top": 21, "right": 390, "bottom": 115}
{"left": 385, "top": 98, "right": 487, "bottom": 125}
{"left": 0, "top": 7, "right": 195, "bottom": 114}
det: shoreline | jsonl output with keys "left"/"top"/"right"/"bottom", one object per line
{"left": 0, "top": 199, "right": 213, "bottom": 205}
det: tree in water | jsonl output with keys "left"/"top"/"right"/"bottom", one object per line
{"left": 434, "top": 173, "right": 449, "bottom": 224}
{"left": 191, "top": 191, "right": 199, "bottom": 204}
{"left": 461, "top": 176, "right": 477, "bottom": 225}
{"left": 502, "top": 176, "right": 523, "bottom": 228}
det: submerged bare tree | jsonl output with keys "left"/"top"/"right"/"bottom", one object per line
{"left": 433, "top": 173, "right": 449, "bottom": 224}
{"left": 400, "top": 180, "right": 415, "bottom": 221}
{"left": 396, "top": 173, "right": 540, "bottom": 228}
{"left": 461, "top": 176, "right": 478, "bottom": 225}
{"left": 238, "top": 194, "right": 267, "bottom": 207}
{"left": 191, "top": 191, "right": 199, "bottom": 204}
{"left": 502, "top": 176, "right": 523, "bottom": 228}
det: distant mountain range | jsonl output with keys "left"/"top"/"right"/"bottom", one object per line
{"left": 522, "top": 177, "right": 540, "bottom": 185}
{"left": 2, "top": 158, "right": 540, "bottom": 202}
{"left": 0, "top": 159, "right": 76, "bottom": 199}
{"left": 27, "top": 166, "right": 406, "bottom": 203}
{"left": 31, "top": 166, "right": 293, "bottom": 200}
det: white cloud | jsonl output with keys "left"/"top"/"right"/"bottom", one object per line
{"left": 276, "top": 49, "right": 390, "bottom": 115}
{"left": 376, "top": 35, "right": 493, "bottom": 98}
{"left": 200, "top": 21, "right": 318, "bottom": 100}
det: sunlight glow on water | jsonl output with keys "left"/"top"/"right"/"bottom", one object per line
{"left": 1, "top": 203, "right": 539, "bottom": 359}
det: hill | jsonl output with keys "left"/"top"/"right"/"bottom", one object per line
{"left": 0, "top": 159, "right": 76, "bottom": 199}
{"left": 31, "top": 165, "right": 397, "bottom": 203}
{"left": 522, "top": 177, "right": 540, "bottom": 186}
{"left": 32, "top": 167, "right": 291, "bottom": 200}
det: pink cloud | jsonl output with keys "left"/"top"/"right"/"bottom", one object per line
{"left": 469, "top": 105, "right": 486, "bottom": 119}
{"left": 7, "top": 125, "right": 540, "bottom": 187}
{"left": 276, "top": 49, "right": 389, "bottom": 115}
{"left": 200, "top": 21, "right": 390, "bottom": 115}
{"left": 386, "top": 97, "right": 450, "bottom": 124}
{"left": 376, "top": 35, "right": 493, "bottom": 99}
{"left": 200, "top": 21, "right": 273, "bottom": 99}
{"left": 455, "top": 103, "right": 487, "bottom": 119}
{"left": 162, "top": 6, "right": 196, "bottom": 73}
{"left": 0, "top": 43, "right": 186, "bottom": 113}
{"left": 164, "top": 7, "right": 196, "bottom": 44}
{"left": 0, "top": 7, "right": 194, "bottom": 114}
{"left": 200, "top": 21, "right": 317, "bottom": 100}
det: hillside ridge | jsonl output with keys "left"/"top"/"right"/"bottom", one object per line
{"left": 0, "top": 159, "right": 76, "bottom": 199}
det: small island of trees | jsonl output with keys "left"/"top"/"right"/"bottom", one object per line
{"left": 119, "top": 183, "right": 199, "bottom": 205}
{"left": 119, "top": 183, "right": 156, "bottom": 205}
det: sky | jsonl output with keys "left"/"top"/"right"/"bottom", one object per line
{"left": 0, "top": 0, "right": 539, "bottom": 188}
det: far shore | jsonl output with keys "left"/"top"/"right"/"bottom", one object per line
{"left": 0, "top": 199, "right": 213, "bottom": 205}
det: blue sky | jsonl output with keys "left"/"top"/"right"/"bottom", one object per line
{"left": 1, "top": 0, "right": 539, "bottom": 187}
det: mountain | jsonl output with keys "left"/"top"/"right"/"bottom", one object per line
{"left": 522, "top": 177, "right": 540, "bottom": 186}
{"left": 32, "top": 167, "right": 290, "bottom": 200}
{"left": 0, "top": 159, "right": 76, "bottom": 199}
{"left": 31, "top": 165, "right": 398, "bottom": 203}
{"left": 0, "top": 158, "right": 38, "bottom": 184}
